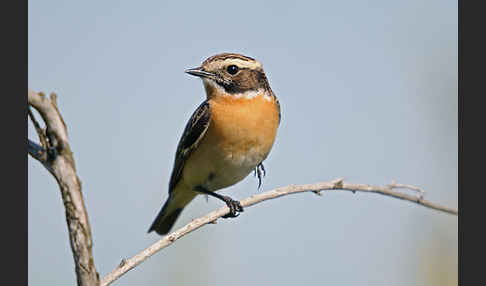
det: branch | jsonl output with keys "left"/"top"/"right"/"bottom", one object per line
{"left": 100, "top": 178, "right": 457, "bottom": 286}
{"left": 28, "top": 90, "right": 99, "bottom": 286}
{"left": 28, "top": 90, "right": 457, "bottom": 286}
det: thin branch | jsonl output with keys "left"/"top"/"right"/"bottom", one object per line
{"left": 28, "top": 139, "right": 55, "bottom": 174}
{"left": 28, "top": 90, "right": 99, "bottom": 286}
{"left": 100, "top": 178, "right": 457, "bottom": 286}
{"left": 28, "top": 90, "right": 457, "bottom": 286}
{"left": 28, "top": 107, "right": 49, "bottom": 148}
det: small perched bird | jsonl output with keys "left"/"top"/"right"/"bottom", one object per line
{"left": 148, "top": 53, "right": 281, "bottom": 235}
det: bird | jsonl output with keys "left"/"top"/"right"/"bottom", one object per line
{"left": 148, "top": 53, "right": 281, "bottom": 235}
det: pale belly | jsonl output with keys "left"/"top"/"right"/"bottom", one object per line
{"left": 191, "top": 142, "right": 265, "bottom": 191}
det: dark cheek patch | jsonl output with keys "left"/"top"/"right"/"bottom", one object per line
{"left": 220, "top": 70, "right": 266, "bottom": 94}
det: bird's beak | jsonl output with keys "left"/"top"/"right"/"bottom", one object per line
{"left": 184, "top": 67, "right": 215, "bottom": 79}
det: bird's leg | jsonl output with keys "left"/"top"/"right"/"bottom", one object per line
{"left": 194, "top": 186, "right": 244, "bottom": 218}
{"left": 254, "top": 162, "right": 266, "bottom": 189}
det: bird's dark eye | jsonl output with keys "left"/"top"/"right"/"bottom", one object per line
{"left": 227, "top": 65, "right": 239, "bottom": 75}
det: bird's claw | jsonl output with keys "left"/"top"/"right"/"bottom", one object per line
{"left": 254, "top": 163, "right": 266, "bottom": 189}
{"left": 221, "top": 196, "right": 244, "bottom": 218}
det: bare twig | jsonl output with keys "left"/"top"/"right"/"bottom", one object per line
{"left": 28, "top": 90, "right": 458, "bottom": 286}
{"left": 28, "top": 139, "right": 53, "bottom": 173}
{"left": 28, "top": 90, "right": 99, "bottom": 286}
{"left": 28, "top": 107, "right": 48, "bottom": 148}
{"left": 100, "top": 178, "right": 457, "bottom": 286}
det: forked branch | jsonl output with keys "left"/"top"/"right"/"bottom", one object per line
{"left": 28, "top": 91, "right": 458, "bottom": 286}
{"left": 100, "top": 178, "right": 457, "bottom": 286}
{"left": 28, "top": 90, "right": 99, "bottom": 286}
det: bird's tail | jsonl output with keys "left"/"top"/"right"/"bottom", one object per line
{"left": 148, "top": 190, "right": 197, "bottom": 235}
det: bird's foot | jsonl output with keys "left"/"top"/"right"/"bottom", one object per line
{"left": 254, "top": 162, "right": 266, "bottom": 189}
{"left": 221, "top": 196, "right": 244, "bottom": 218}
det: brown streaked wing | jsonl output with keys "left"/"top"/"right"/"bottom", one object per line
{"left": 168, "top": 101, "right": 211, "bottom": 193}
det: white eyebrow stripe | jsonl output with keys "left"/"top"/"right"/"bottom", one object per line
{"left": 205, "top": 58, "right": 262, "bottom": 71}
{"left": 223, "top": 58, "right": 262, "bottom": 69}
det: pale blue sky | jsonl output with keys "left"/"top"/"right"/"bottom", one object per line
{"left": 28, "top": 1, "right": 457, "bottom": 285}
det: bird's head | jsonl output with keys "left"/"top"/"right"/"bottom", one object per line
{"left": 185, "top": 53, "right": 273, "bottom": 99}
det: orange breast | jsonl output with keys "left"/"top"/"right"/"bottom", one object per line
{"left": 207, "top": 94, "right": 280, "bottom": 158}
{"left": 181, "top": 93, "right": 280, "bottom": 191}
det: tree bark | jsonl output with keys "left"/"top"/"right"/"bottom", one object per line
{"left": 28, "top": 90, "right": 99, "bottom": 286}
